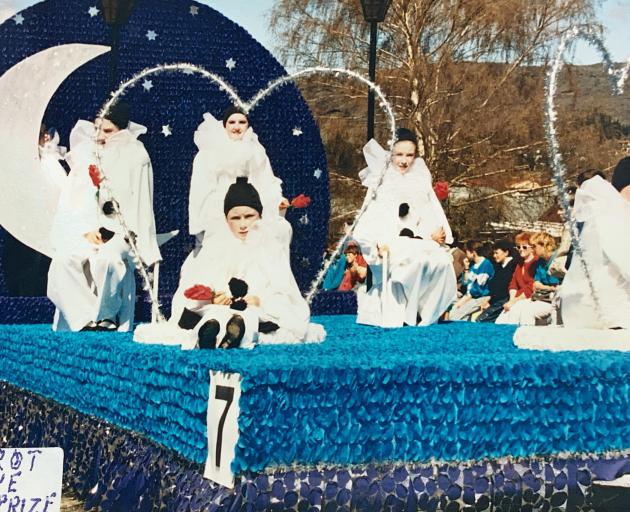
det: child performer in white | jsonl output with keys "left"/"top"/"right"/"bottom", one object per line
{"left": 352, "top": 128, "right": 457, "bottom": 327}
{"left": 47, "top": 103, "right": 161, "bottom": 332}
{"left": 161, "top": 177, "right": 324, "bottom": 348}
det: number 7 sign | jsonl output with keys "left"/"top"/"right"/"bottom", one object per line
{"left": 204, "top": 370, "right": 242, "bottom": 488}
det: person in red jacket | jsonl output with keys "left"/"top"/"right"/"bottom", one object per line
{"left": 495, "top": 232, "right": 538, "bottom": 323}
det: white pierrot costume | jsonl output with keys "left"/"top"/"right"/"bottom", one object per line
{"left": 352, "top": 139, "right": 457, "bottom": 327}
{"left": 47, "top": 119, "right": 161, "bottom": 331}
{"left": 135, "top": 179, "right": 325, "bottom": 347}
{"left": 188, "top": 112, "right": 291, "bottom": 248}
{"left": 559, "top": 176, "right": 630, "bottom": 329}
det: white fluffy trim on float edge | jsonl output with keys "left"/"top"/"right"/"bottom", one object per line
{"left": 133, "top": 322, "right": 326, "bottom": 348}
{"left": 133, "top": 322, "right": 196, "bottom": 347}
{"left": 514, "top": 326, "right": 630, "bottom": 352}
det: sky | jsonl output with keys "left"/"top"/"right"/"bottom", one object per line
{"left": 0, "top": 0, "right": 627, "bottom": 65}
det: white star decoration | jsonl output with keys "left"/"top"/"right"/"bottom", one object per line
{"left": 88, "top": 6, "right": 99, "bottom": 17}
{"left": 313, "top": 168, "right": 323, "bottom": 179}
{"left": 146, "top": 30, "right": 157, "bottom": 41}
{"left": 225, "top": 58, "right": 236, "bottom": 71}
{"left": 161, "top": 125, "right": 172, "bottom": 137}
{"left": 299, "top": 214, "right": 309, "bottom": 226}
{"left": 13, "top": 14, "right": 24, "bottom": 25}
{"left": 301, "top": 257, "right": 310, "bottom": 267}
{"left": 142, "top": 79, "right": 153, "bottom": 92}
{"left": 190, "top": 5, "right": 199, "bottom": 15}
{"left": 292, "top": 127, "right": 303, "bottom": 137}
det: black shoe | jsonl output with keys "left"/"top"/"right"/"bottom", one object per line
{"left": 198, "top": 320, "right": 220, "bottom": 349}
{"left": 218, "top": 315, "right": 245, "bottom": 349}
{"left": 80, "top": 321, "right": 98, "bottom": 332}
{"left": 95, "top": 319, "right": 117, "bottom": 331}
{"left": 178, "top": 308, "right": 203, "bottom": 330}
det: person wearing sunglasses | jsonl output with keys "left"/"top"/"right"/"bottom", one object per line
{"left": 495, "top": 232, "right": 538, "bottom": 324}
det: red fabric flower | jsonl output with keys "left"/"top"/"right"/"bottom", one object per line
{"left": 184, "top": 284, "right": 214, "bottom": 301}
{"left": 88, "top": 164, "right": 103, "bottom": 187}
{"left": 433, "top": 181, "right": 449, "bottom": 201}
{"left": 290, "top": 194, "right": 311, "bottom": 208}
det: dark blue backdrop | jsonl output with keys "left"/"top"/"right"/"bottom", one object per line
{"left": 0, "top": 0, "right": 329, "bottom": 301}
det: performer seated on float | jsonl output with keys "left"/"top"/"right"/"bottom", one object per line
{"left": 558, "top": 157, "right": 630, "bottom": 329}
{"left": 47, "top": 102, "right": 161, "bottom": 332}
{"left": 352, "top": 128, "right": 457, "bottom": 327}
{"left": 167, "top": 177, "right": 322, "bottom": 348}
{"left": 189, "top": 106, "right": 290, "bottom": 251}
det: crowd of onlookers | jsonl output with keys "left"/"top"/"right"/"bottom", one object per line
{"left": 445, "top": 231, "right": 563, "bottom": 325}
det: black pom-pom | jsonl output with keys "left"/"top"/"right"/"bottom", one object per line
{"left": 399, "top": 228, "right": 415, "bottom": 238}
{"left": 258, "top": 320, "right": 279, "bottom": 334}
{"left": 228, "top": 277, "right": 248, "bottom": 298}
{"left": 399, "top": 203, "right": 409, "bottom": 217}
{"left": 98, "top": 227, "right": 115, "bottom": 242}
{"left": 230, "top": 299, "right": 247, "bottom": 311}
{"left": 102, "top": 201, "right": 115, "bottom": 215}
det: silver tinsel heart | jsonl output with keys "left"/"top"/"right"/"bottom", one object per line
{"left": 95, "top": 63, "right": 399, "bottom": 313}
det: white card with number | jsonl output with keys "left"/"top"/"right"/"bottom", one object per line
{"left": 0, "top": 447, "right": 63, "bottom": 511}
{"left": 204, "top": 370, "right": 242, "bottom": 488}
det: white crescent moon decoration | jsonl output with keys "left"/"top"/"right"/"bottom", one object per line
{"left": 0, "top": 43, "right": 110, "bottom": 257}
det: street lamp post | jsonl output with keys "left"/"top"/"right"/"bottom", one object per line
{"left": 359, "top": 0, "right": 391, "bottom": 141}
{"left": 101, "top": 0, "right": 137, "bottom": 92}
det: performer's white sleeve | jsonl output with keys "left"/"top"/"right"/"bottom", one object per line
{"left": 189, "top": 151, "right": 218, "bottom": 236}
{"left": 133, "top": 158, "right": 162, "bottom": 266}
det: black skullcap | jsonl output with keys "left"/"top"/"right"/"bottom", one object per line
{"left": 611, "top": 157, "right": 630, "bottom": 193}
{"left": 395, "top": 128, "right": 417, "bottom": 145}
{"left": 104, "top": 102, "right": 130, "bottom": 129}
{"left": 224, "top": 177, "right": 263, "bottom": 216}
{"left": 222, "top": 105, "right": 248, "bottom": 127}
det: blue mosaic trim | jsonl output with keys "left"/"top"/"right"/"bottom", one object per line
{"left": 0, "top": 0, "right": 329, "bottom": 296}
{"left": 0, "top": 319, "right": 629, "bottom": 475}
{"left": 2, "top": 381, "right": 627, "bottom": 511}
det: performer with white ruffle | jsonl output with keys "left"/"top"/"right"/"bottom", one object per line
{"left": 135, "top": 177, "right": 324, "bottom": 347}
{"left": 47, "top": 103, "right": 161, "bottom": 332}
{"left": 352, "top": 129, "right": 457, "bottom": 327}
{"left": 188, "top": 107, "right": 291, "bottom": 250}
{"left": 559, "top": 162, "right": 630, "bottom": 329}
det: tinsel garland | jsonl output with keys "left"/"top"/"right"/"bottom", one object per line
{"left": 97, "top": 62, "right": 399, "bottom": 311}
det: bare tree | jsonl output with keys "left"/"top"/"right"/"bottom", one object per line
{"left": 270, "top": 1, "right": 629, "bottom": 239}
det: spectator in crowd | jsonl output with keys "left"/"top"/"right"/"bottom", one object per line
{"left": 337, "top": 242, "right": 369, "bottom": 291}
{"left": 495, "top": 232, "right": 537, "bottom": 324}
{"left": 496, "top": 231, "right": 558, "bottom": 325}
{"left": 476, "top": 239, "right": 518, "bottom": 323}
{"left": 448, "top": 240, "right": 494, "bottom": 320}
